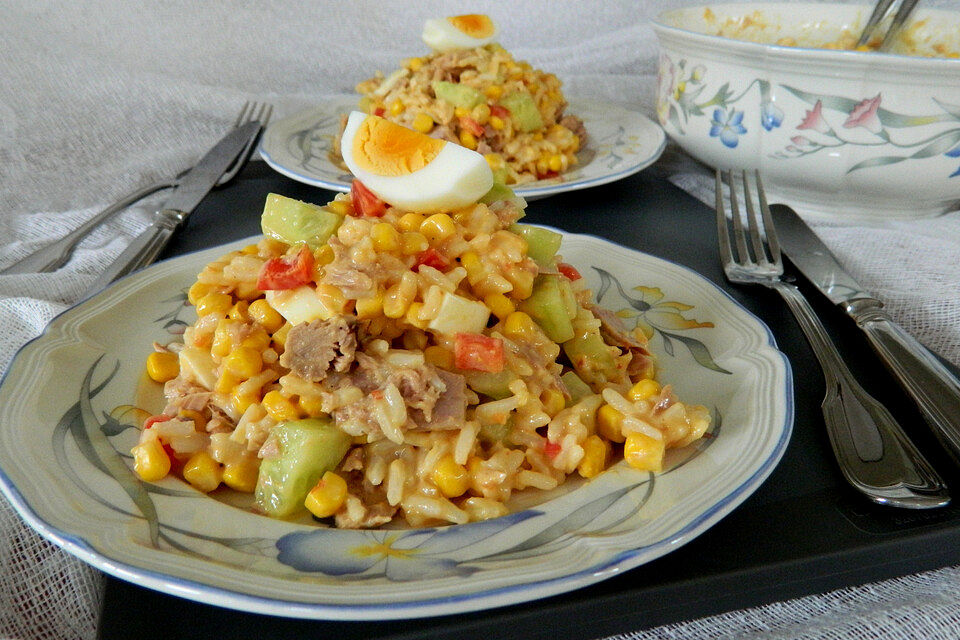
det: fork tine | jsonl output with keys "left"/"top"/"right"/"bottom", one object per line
{"left": 233, "top": 101, "right": 253, "bottom": 127}
{"left": 741, "top": 171, "right": 768, "bottom": 265}
{"left": 715, "top": 170, "right": 734, "bottom": 267}
{"left": 754, "top": 171, "right": 782, "bottom": 266}
{"left": 727, "top": 171, "right": 751, "bottom": 264}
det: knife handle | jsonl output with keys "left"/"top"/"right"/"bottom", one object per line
{"left": 847, "top": 299, "right": 960, "bottom": 465}
{"left": 774, "top": 282, "right": 948, "bottom": 508}
{"left": 82, "top": 209, "right": 184, "bottom": 298}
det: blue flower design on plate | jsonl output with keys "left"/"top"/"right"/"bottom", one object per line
{"left": 710, "top": 108, "right": 747, "bottom": 148}
{"left": 761, "top": 101, "right": 784, "bottom": 131}
{"left": 947, "top": 141, "right": 960, "bottom": 177}
{"left": 276, "top": 510, "right": 541, "bottom": 581}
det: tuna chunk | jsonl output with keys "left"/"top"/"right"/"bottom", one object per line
{"left": 279, "top": 316, "right": 357, "bottom": 383}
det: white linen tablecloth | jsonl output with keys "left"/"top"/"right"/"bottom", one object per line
{"left": 1, "top": 1, "right": 959, "bottom": 638}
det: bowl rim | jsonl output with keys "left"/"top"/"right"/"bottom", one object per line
{"left": 651, "top": 2, "right": 960, "bottom": 68}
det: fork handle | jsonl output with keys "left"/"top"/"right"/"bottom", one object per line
{"left": 845, "top": 299, "right": 960, "bottom": 465}
{"left": 1, "top": 180, "right": 174, "bottom": 275}
{"left": 772, "top": 281, "right": 949, "bottom": 509}
{"left": 82, "top": 209, "right": 184, "bottom": 298}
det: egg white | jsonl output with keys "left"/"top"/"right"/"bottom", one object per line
{"left": 340, "top": 111, "right": 493, "bottom": 213}
{"left": 422, "top": 17, "right": 499, "bottom": 52}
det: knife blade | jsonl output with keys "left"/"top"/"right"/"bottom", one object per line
{"left": 83, "top": 120, "right": 262, "bottom": 297}
{"left": 770, "top": 203, "right": 960, "bottom": 464}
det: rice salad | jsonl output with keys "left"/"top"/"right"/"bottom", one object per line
{"left": 134, "top": 113, "right": 708, "bottom": 529}
{"left": 336, "top": 14, "right": 586, "bottom": 186}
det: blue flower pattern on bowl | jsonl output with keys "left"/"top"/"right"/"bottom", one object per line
{"left": 658, "top": 52, "right": 960, "bottom": 178}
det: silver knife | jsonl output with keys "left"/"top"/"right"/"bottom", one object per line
{"left": 83, "top": 120, "right": 262, "bottom": 297}
{"left": 771, "top": 203, "right": 960, "bottom": 464}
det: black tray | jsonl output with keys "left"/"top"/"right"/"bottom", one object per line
{"left": 98, "top": 161, "right": 960, "bottom": 639}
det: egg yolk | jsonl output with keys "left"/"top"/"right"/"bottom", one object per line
{"left": 448, "top": 14, "right": 495, "bottom": 39}
{"left": 351, "top": 116, "right": 445, "bottom": 176}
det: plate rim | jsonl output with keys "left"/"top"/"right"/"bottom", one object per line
{"left": 0, "top": 232, "right": 792, "bottom": 620}
{"left": 258, "top": 95, "right": 668, "bottom": 198}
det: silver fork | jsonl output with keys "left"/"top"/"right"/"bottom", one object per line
{"left": 715, "top": 169, "right": 949, "bottom": 509}
{"left": 2, "top": 101, "right": 272, "bottom": 275}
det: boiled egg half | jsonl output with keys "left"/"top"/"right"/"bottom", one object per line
{"left": 422, "top": 14, "right": 499, "bottom": 52}
{"left": 340, "top": 111, "right": 493, "bottom": 213}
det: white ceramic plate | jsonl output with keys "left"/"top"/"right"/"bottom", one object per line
{"left": 259, "top": 96, "right": 667, "bottom": 199}
{"left": 0, "top": 233, "right": 791, "bottom": 620}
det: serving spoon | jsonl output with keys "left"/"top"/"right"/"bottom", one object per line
{"left": 857, "top": 0, "right": 921, "bottom": 51}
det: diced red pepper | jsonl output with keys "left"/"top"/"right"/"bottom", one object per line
{"left": 459, "top": 116, "right": 484, "bottom": 137}
{"left": 544, "top": 441, "right": 562, "bottom": 459}
{"left": 256, "top": 245, "right": 314, "bottom": 291}
{"left": 490, "top": 104, "right": 510, "bottom": 120}
{"left": 557, "top": 262, "right": 582, "bottom": 281}
{"left": 454, "top": 333, "right": 504, "bottom": 373}
{"left": 414, "top": 247, "right": 450, "bottom": 271}
{"left": 351, "top": 179, "right": 387, "bottom": 218}
{"left": 537, "top": 170, "right": 559, "bottom": 180}
{"left": 144, "top": 414, "right": 172, "bottom": 429}
{"left": 374, "top": 107, "right": 385, "bottom": 117}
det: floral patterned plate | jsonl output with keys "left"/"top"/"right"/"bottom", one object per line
{"left": 259, "top": 96, "right": 667, "bottom": 200}
{"left": 0, "top": 233, "right": 791, "bottom": 620}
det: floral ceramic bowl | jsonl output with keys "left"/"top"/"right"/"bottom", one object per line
{"left": 653, "top": 2, "right": 960, "bottom": 219}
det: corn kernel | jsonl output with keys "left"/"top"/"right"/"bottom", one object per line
{"left": 458, "top": 130, "right": 478, "bottom": 150}
{"left": 248, "top": 299, "right": 283, "bottom": 333}
{"left": 401, "top": 231, "right": 429, "bottom": 255}
{"left": 540, "top": 388, "right": 565, "bottom": 416}
{"left": 356, "top": 290, "right": 384, "bottom": 319}
{"left": 624, "top": 432, "right": 665, "bottom": 472}
{"left": 627, "top": 379, "right": 661, "bottom": 403}
{"left": 371, "top": 222, "right": 401, "bottom": 252}
{"left": 489, "top": 115, "right": 505, "bottom": 130}
{"left": 235, "top": 281, "right": 261, "bottom": 300}
{"left": 242, "top": 244, "right": 259, "bottom": 255}
{"left": 548, "top": 154, "right": 564, "bottom": 173}
{"left": 577, "top": 435, "right": 611, "bottom": 478}
{"left": 215, "top": 369, "right": 240, "bottom": 394}
{"left": 132, "top": 440, "right": 170, "bottom": 482}
{"left": 504, "top": 267, "right": 534, "bottom": 300}
{"left": 397, "top": 212, "right": 425, "bottom": 232}
{"left": 314, "top": 244, "right": 335, "bottom": 265}
{"left": 420, "top": 213, "right": 456, "bottom": 243}
{"left": 327, "top": 200, "right": 352, "bottom": 216}
{"left": 262, "top": 390, "right": 300, "bottom": 422}
{"left": 432, "top": 454, "right": 470, "bottom": 498}
{"left": 211, "top": 318, "right": 238, "bottom": 357}
{"left": 484, "top": 153, "right": 504, "bottom": 171}
{"left": 178, "top": 408, "right": 207, "bottom": 431}
{"left": 597, "top": 404, "right": 626, "bottom": 443}
{"left": 196, "top": 292, "right": 233, "bottom": 317}
{"left": 227, "top": 300, "right": 249, "bottom": 321}
{"left": 424, "top": 345, "right": 454, "bottom": 369}
{"left": 223, "top": 346, "right": 262, "bottom": 379}
{"left": 222, "top": 458, "right": 259, "bottom": 493}
{"left": 183, "top": 451, "right": 223, "bottom": 493}
{"left": 383, "top": 272, "right": 417, "bottom": 319}
{"left": 503, "top": 311, "right": 538, "bottom": 339}
{"left": 405, "top": 302, "right": 427, "bottom": 329}
{"left": 412, "top": 112, "right": 434, "bottom": 133}
{"left": 304, "top": 471, "right": 348, "bottom": 518}
{"left": 454, "top": 106, "right": 470, "bottom": 118}
{"left": 535, "top": 157, "right": 550, "bottom": 175}
{"left": 472, "top": 103, "right": 491, "bottom": 125}
{"left": 272, "top": 322, "right": 292, "bottom": 350}
{"left": 317, "top": 284, "right": 347, "bottom": 314}
{"left": 460, "top": 250, "right": 484, "bottom": 280}
{"left": 484, "top": 292, "right": 515, "bottom": 320}
{"left": 230, "top": 389, "right": 259, "bottom": 415}
{"left": 187, "top": 281, "right": 214, "bottom": 305}
{"left": 298, "top": 394, "right": 325, "bottom": 417}
{"left": 485, "top": 85, "right": 503, "bottom": 100}
{"left": 146, "top": 351, "right": 179, "bottom": 383}
{"left": 405, "top": 56, "right": 424, "bottom": 71}
{"left": 389, "top": 99, "right": 404, "bottom": 116}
